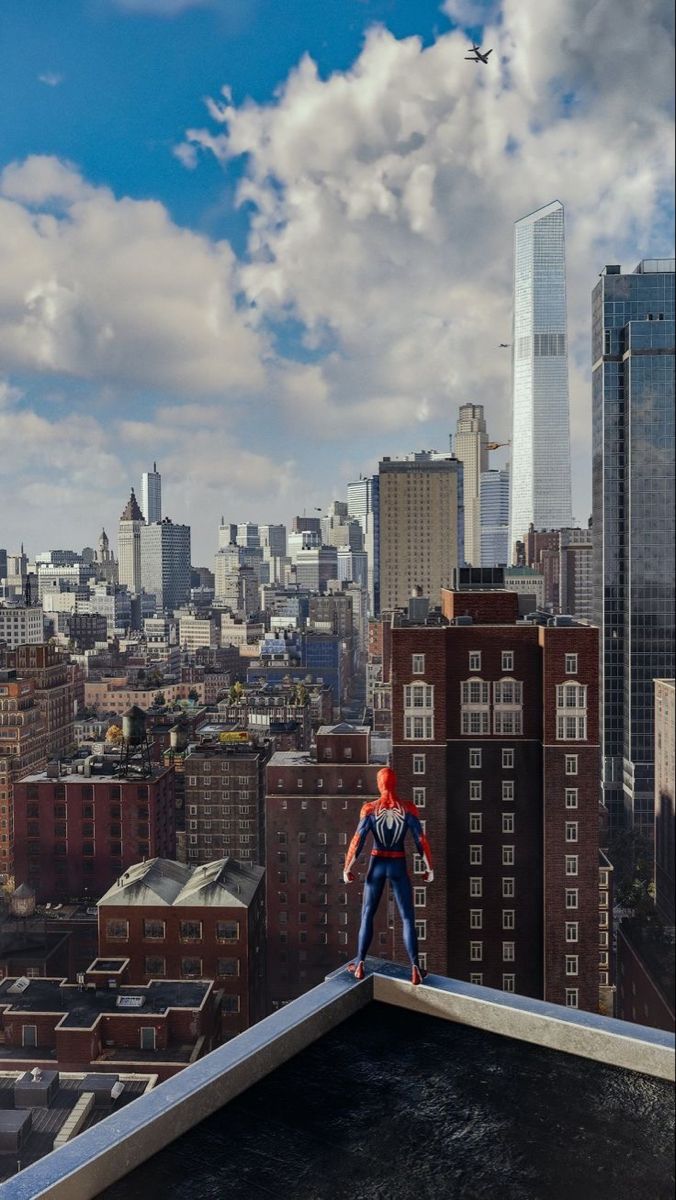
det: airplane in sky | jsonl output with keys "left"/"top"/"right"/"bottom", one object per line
{"left": 499, "top": 343, "right": 510, "bottom": 348}
{"left": 465, "top": 45, "right": 493, "bottom": 64}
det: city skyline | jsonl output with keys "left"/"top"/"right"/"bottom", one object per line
{"left": 0, "top": 0, "right": 673, "bottom": 560}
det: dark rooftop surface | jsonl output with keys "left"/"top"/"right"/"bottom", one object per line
{"left": 98, "top": 1002, "right": 675, "bottom": 1200}
{"left": 0, "top": 1077, "right": 149, "bottom": 1185}
{"left": 0, "top": 979, "right": 209, "bottom": 1028}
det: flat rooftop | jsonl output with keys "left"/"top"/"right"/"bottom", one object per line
{"left": 99, "top": 1002, "right": 674, "bottom": 1200}
{"left": 0, "top": 978, "right": 209, "bottom": 1029}
{"left": 8, "top": 963, "right": 674, "bottom": 1200}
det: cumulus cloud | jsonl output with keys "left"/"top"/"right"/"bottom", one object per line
{"left": 0, "top": 156, "right": 265, "bottom": 395}
{"left": 178, "top": 0, "right": 673, "bottom": 501}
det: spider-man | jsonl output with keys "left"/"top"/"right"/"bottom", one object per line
{"left": 343, "top": 766, "right": 434, "bottom": 985}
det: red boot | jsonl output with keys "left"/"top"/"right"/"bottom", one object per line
{"left": 354, "top": 961, "right": 365, "bottom": 981}
{"left": 411, "top": 964, "right": 427, "bottom": 986}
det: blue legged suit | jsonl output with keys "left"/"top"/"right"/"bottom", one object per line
{"left": 347, "top": 800, "right": 428, "bottom": 967}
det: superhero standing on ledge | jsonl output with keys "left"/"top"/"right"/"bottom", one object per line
{"left": 343, "top": 766, "right": 434, "bottom": 986}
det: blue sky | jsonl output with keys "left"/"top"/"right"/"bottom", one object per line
{"left": 0, "top": 0, "right": 673, "bottom": 560}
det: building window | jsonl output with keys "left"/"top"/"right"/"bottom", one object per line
{"left": 470, "top": 845, "right": 482, "bottom": 865}
{"left": 216, "top": 921, "right": 239, "bottom": 942}
{"left": 599, "top": 890, "right": 609, "bottom": 908}
{"left": 565, "top": 789, "right": 578, "bottom": 809}
{"left": 565, "top": 755, "right": 578, "bottom": 775}
{"left": 181, "top": 957, "right": 202, "bottom": 978}
{"left": 413, "top": 787, "right": 426, "bottom": 808}
{"left": 105, "top": 919, "right": 129, "bottom": 942}
{"left": 502, "top": 974, "right": 516, "bottom": 993}
{"left": 565, "top": 955, "right": 578, "bottom": 976}
{"left": 502, "top": 845, "right": 514, "bottom": 866}
{"left": 502, "top": 749, "right": 514, "bottom": 770}
{"left": 565, "top": 855, "right": 578, "bottom": 876}
{"left": 469, "top": 749, "right": 482, "bottom": 769}
{"left": 502, "top": 941, "right": 515, "bottom": 962}
{"left": 502, "top": 813, "right": 514, "bottom": 834}
{"left": 470, "top": 973, "right": 483, "bottom": 985}
{"left": 144, "top": 956, "right": 166, "bottom": 976}
{"left": 565, "top": 988, "right": 579, "bottom": 1008}
{"left": 502, "top": 651, "right": 514, "bottom": 672}
{"left": 565, "top": 922, "right": 579, "bottom": 943}
{"left": 502, "top": 781, "right": 514, "bottom": 802}
{"left": 470, "top": 780, "right": 482, "bottom": 801}
{"left": 413, "top": 754, "right": 426, "bottom": 774}
{"left": 599, "top": 931, "right": 609, "bottom": 948}
{"left": 469, "top": 813, "right": 482, "bottom": 833}
{"left": 465, "top": 906, "right": 482, "bottom": 930}
{"left": 143, "top": 920, "right": 165, "bottom": 941}
{"left": 565, "top": 822, "right": 578, "bottom": 843}
{"left": 470, "top": 941, "right": 483, "bottom": 961}
{"left": 462, "top": 710, "right": 490, "bottom": 735}
{"left": 565, "top": 654, "right": 578, "bottom": 675}
{"left": 412, "top": 654, "right": 425, "bottom": 675}
{"left": 469, "top": 652, "right": 482, "bottom": 672}
{"left": 599, "top": 911, "right": 608, "bottom": 927}
{"left": 404, "top": 714, "right": 434, "bottom": 741}
{"left": 180, "top": 920, "right": 203, "bottom": 942}
{"left": 469, "top": 877, "right": 483, "bottom": 897}
{"left": 502, "top": 909, "right": 515, "bottom": 930}
{"left": 556, "top": 684, "right": 587, "bottom": 741}
{"left": 415, "top": 920, "right": 427, "bottom": 941}
{"left": 502, "top": 877, "right": 515, "bottom": 898}
{"left": 217, "top": 957, "right": 239, "bottom": 977}
{"left": 494, "top": 708, "right": 523, "bottom": 736}
{"left": 565, "top": 889, "right": 578, "bottom": 909}
{"left": 414, "top": 888, "right": 426, "bottom": 907}
{"left": 462, "top": 679, "right": 489, "bottom": 705}
{"left": 222, "top": 995, "right": 241, "bottom": 1014}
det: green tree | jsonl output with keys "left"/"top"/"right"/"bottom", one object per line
{"left": 153, "top": 691, "right": 166, "bottom": 708}
{"left": 187, "top": 688, "right": 199, "bottom": 703}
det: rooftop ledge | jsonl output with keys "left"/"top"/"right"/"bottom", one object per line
{"left": 5, "top": 961, "right": 674, "bottom": 1200}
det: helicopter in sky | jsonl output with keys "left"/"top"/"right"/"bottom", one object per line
{"left": 465, "top": 45, "right": 493, "bottom": 64}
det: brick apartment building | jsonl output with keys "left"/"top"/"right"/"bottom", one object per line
{"left": 97, "top": 857, "right": 266, "bottom": 1037}
{"left": 184, "top": 737, "right": 271, "bottom": 867}
{"left": 5, "top": 644, "right": 75, "bottom": 759}
{"left": 12, "top": 756, "right": 175, "bottom": 902}
{"left": 0, "top": 968, "right": 218, "bottom": 1080}
{"left": 265, "top": 725, "right": 391, "bottom": 1009}
{"left": 389, "top": 590, "right": 601, "bottom": 1012}
{"left": 0, "top": 673, "right": 47, "bottom": 881}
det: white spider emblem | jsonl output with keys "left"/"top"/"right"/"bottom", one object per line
{"left": 375, "top": 803, "right": 406, "bottom": 846}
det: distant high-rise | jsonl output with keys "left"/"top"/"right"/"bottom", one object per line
{"left": 509, "top": 201, "right": 572, "bottom": 559}
{"left": 118, "top": 489, "right": 144, "bottom": 593}
{"left": 592, "top": 259, "right": 675, "bottom": 837}
{"left": 141, "top": 463, "right": 162, "bottom": 526}
{"left": 455, "top": 404, "right": 488, "bottom": 566}
{"left": 378, "top": 452, "right": 463, "bottom": 612}
{"left": 237, "top": 523, "right": 260, "bottom": 550}
{"left": 480, "top": 468, "right": 510, "bottom": 567}
{"left": 140, "top": 518, "right": 191, "bottom": 613}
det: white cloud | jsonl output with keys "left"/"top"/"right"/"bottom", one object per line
{"left": 177, "top": 0, "right": 673, "bottom": 514}
{"left": 111, "top": 0, "right": 214, "bottom": 15}
{"left": 0, "top": 156, "right": 266, "bottom": 396}
{"left": 38, "top": 72, "right": 64, "bottom": 87}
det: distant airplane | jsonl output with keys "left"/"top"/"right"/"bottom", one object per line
{"left": 499, "top": 342, "right": 510, "bottom": 348}
{"left": 465, "top": 45, "right": 493, "bottom": 64}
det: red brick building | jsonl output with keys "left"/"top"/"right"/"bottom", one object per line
{"left": 12, "top": 756, "right": 175, "bottom": 902}
{"left": 6, "top": 643, "right": 75, "bottom": 760}
{"left": 389, "top": 593, "right": 601, "bottom": 1012}
{"left": 265, "top": 725, "right": 392, "bottom": 1009}
{"left": 0, "top": 969, "right": 218, "bottom": 1080}
{"left": 184, "top": 737, "right": 271, "bottom": 868}
{"left": 97, "top": 857, "right": 266, "bottom": 1037}
{"left": 0, "top": 673, "right": 47, "bottom": 881}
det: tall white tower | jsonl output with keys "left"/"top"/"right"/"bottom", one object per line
{"left": 141, "top": 463, "right": 162, "bottom": 526}
{"left": 455, "top": 404, "right": 489, "bottom": 566}
{"left": 509, "top": 201, "right": 572, "bottom": 559}
{"left": 118, "top": 490, "right": 144, "bottom": 592}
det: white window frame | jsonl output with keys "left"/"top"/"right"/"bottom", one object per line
{"left": 502, "top": 877, "right": 515, "bottom": 898}
{"left": 413, "top": 787, "right": 426, "bottom": 808}
{"left": 502, "top": 845, "right": 515, "bottom": 866}
{"left": 501, "top": 651, "right": 514, "bottom": 672}
{"left": 469, "top": 845, "right": 483, "bottom": 865}
{"left": 502, "top": 941, "right": 515, "bottom": 962}
{"left": 565, "top": 788, "right": 578, "bottom": 809}
{"left": 565, "top": 821, "right": 578, "bottom": 843}
{"left": 502, "top": 748, "right": 514, "bottom": 770}
{"left": 502, "top": 973, "right": 516, "bottom": 993}
{"left": 470, "top": 972, "right": 483, "bottom": 985}
{"left": 565, "top": 988, "right": 579, "bottom": 1008}
{"left": 565, "top": 889, "right": 578, "bottom": 909}
{"left": 412, "top": 754, "right": 426, "bottom": 775}
{"left": 565, "top": 955, "right": 579, "bottom": 976}
{"left": 502, "top": 909, "right": 515, "bottom": 930}
{"left": 565, "top": 922, "right": 579, "bottom": 943}
{"left": 469, "top": 812, "right": 483, "bottom": 833}
{"left": 469, "top": 651, "right": 482, "bottom": 672}
{"left": 469, "top": 748, "right": 482, "bottom": 769}
{"left": 565, "top": 855, "right": 578, "bottom": 876}
{"left": 565, "top": 754, "right": 578, "bottom": 775}
{"left": 470, "top": 780, "right": 482, "bottom": 801}
{"left": 470, "top": 909, "right": 483, "bottom": 929}
{"left": 412, "top": 653, "right": 426, "bottom": 675}
{"left": 565, "top": 653, "right": 578, "bottom": 675}
{"left": 502, "top": 813, "right": 514, "bottom": 834}
{"left": 469, "top": 941, "right": 483, "bottom": 961}
{"left": 469, "top": 876, "right": 483, "bottom": 897}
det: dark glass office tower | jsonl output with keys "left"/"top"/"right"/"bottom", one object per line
{"left": 592, "top": 259, "right": 675, "bottom": 838}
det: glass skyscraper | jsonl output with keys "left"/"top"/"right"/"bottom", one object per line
{"left": 509, "top": 201, "right": 573, "bottom": 559}
{"left": 480, "top": 467, "right": 510, "bottom": 566}
{"left": 592, "top": 259, "right": 675, "bottom": 837}
{"left": 141, "top": 462, "right": 162, "bottom": 526}
{"left": 347, "top": 474, "right": 380, "bottom": 614}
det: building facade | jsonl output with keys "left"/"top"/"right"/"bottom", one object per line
{"left": 654, "top": 679, "right": 675, "bottom": 927}
{"left": 390, "top": 593, "right": 601, "bottom": 1011}
{"left": 141, "top": 463, "right": 162, "bottom": 526}
{"left": 480, "top": 468, "right": 510, "bottom": 567}
{"left": 118, "top": 490, "right": 144, "bottom": 594}
{"left": 0, "top": 606, "right": 45, "bottom": 650}
{"left": 455, "top": 404, "right": 489, "bottom": 567}
{"left": 592, "top": 259, "right": 675, "bottom": 836}
{"left": 0, "top": 674, "right": 47, "bottom": 881}
{"left": 510, "top": 201, "right": 573, "bottom": 558}
{"left": 184, "top": 739, "right": 270, "bottom": 868}
{"left": 140, "top": 519, "right": 191, "bottom": 614}
{"left": 378, "top": 453, "right": 463, "bottom": 612}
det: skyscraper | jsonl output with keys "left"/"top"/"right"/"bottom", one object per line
{"left": 141, "top": 463, "right": 162, "bottom": 526}
{"left": 509, "top": 201, "right": 572, "bottom": 559}
{"left": 378, "top": 452, "right": 463, "bottom": 612}
{"left": 347, "top": 474, "right": 380, "bottom": 615}
{"left": 140, "top": 518, "right": 191, "bottom": 613}
{"left": 480, "top": 468, "right": 510, "bottom": 567}
{"left": 455, "top": 404, "right": 489, "bottom": 566}
{"left": 118, "top": 489, "right": 144, "bottom": 592}
{"left": 592, "top": 259, "right": 675, "bottom": 837}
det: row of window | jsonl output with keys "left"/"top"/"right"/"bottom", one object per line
{"left": 411, "top": 652, "right": 579, "bottom": 675}
{"left": 105, "top": 919, "right": 240, "bottom": 942}
{"left": 142, "top": 955, "right": 239, "bottom": 978}
{"left": 468, "top": 879, "right": 582, "bottom": 906}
